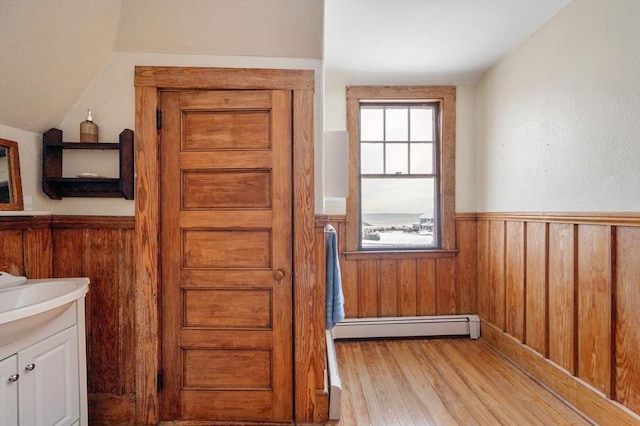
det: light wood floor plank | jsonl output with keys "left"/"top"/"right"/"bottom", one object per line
{"left": 432, "top": 339, "right": 549, "bottom": 425}
{"left": 334, "top": 338, "right": 592, "bottom": 426}
{"left": 407, "top": 340, "right": 501, "bottom": 424}
{"left": 376, "top": 342, "right": 437, "bottom": 425}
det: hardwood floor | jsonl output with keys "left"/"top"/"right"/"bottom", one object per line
{"left": 334, "top": 338, "right": 592, "bottom": 425}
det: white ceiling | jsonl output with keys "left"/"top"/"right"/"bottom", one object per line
{"left": 0, "top": 0, "right": 569, "bottom": 132}
{"left": 324, "top": 0, "right": 570, "bottom": 85}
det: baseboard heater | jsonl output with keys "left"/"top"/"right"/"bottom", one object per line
{"left": 330, "top": 314, "right": 481, "bottom": 340}
{"left": 325, "top": 314, "right": 480, "bottom": 420}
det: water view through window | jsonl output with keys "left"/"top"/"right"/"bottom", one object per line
{"left": 359, "top": 103, "right": 439, "bottom": 249}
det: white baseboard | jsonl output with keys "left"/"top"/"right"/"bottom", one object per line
{"left": 330, "top": 315, "right": 481, "bottom": 340}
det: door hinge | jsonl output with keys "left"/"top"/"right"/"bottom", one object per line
{"left": 156, "top": 109, "right": 162, "bottom": 131}
{"left": 157, "top": 370, "right": 164, "bottom": 392}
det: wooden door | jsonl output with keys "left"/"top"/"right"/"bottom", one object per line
{"left": 160, "top": 90, "right": 293, "bottom": 422}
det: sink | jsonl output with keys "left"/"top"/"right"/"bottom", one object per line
{"left": 0, "top": 273, "right": 89, "bottom": 346}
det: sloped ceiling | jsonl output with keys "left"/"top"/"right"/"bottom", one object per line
{"left": 0, "top": 0, "right": 568, "bottom": 133}
{"left": 0, "top": 0, "right": 324, "bottom": 133}
{"left": 0, "top": 0, "right": 121, "bottom": 132}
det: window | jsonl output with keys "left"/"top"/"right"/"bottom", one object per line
{"left": 346, "top": 87, "right": 456, "bottom": 252}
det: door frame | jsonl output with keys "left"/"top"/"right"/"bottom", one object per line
{"left": 133, "top": 67, "right": 325, "bottom": 424}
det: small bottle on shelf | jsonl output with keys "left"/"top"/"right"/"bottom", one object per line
{"left": 80, "top": 109, "right": 99, "bottom": 142}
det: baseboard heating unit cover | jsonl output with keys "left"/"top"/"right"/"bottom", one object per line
{"left": 330, "top": 315, "right": 481, "bottom": 340}
{"left": 326, "top": 330, "right": 342, "bottom": 420}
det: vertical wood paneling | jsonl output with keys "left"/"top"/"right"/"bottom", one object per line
{"left": 615, "top": 226, "right": 640, "bottom": 413}
{"left": 548, "top": 223, "right": 576, "bottom": 374}
{"left": 577, "top": 225, "right": 612, "bottom": 397}
{"left": 526, "top": 222, "right": 548, "bottom": 356}
{"left": 456, "top": 218, "right": 477, "bottom": 314}
{"left": 436, "top": 258, "right": 457, "bottom": 315}
{"left": 25, "top": 228, "right": 52, "bottom": 278}
{"left": 358, "top": 260, "right": 379, "bottom": 317}
{"left": 379, "top": 260, "right": 398, "bottom": 316}
{"left": 474, "top": 213, "right": 640, "bottom": 421}
{"left": 334, "top": 214, "right": 357, "bottom": 318}
{"left": 417, "top": 259, "right": 436, "bottom": 315}
{"left": 505, "top": 221, "right": 525, "bottom": 342}
{"left": 0, "top": 229, "right": 24, "bottom": 275}
{"left": 50, "top": 217, "right": 137, "bottom": 424}
{"left": 489, "top": 221, "right": 505, "bottom": 329}
{"left": 1, "top": 218, "right": 135, "bottom": 424}
{"left": 118, "top": 229, "right": 136, "bottom": 395}
{"left": 332, "top": 216, "right": 476, "bottom": 320}
{"left": 398, "top": 259, "right": 417, "bottom": 316}
{"left": 477, "top": 220, "right": 490, "bottom": 320}
{"left": 52, "top": 229, "right": 84, "bottom": 277}
{"left": 86, "top": 229, "right": 122, "bottom": 394}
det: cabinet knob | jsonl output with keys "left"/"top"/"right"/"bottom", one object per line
{"left": 25, "top": 363, "right": 36, "bottom": 371}
{"left": 8, "top": 374, "right": 19, "bottom": 382}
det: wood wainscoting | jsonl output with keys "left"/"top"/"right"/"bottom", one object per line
{"left": 0, "top": 216, "right": 52, "bottom": 278}
{"left": 0, "top": 215, "right": 136, "bottom": 425}
{"left": 320, "top": 214, "right": 477, "bottom": 319}
{"left": 476, "top": 213, "right": 640, "bottom": 424}
{"left": 5, "top": 212, "right": 638, "bottom": 424}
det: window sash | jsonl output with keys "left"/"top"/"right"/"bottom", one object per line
{"left": 358, "top": 102, "right": 441, "bottom": 250}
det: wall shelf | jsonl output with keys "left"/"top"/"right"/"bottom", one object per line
{"left": 42, "top": 128, "right": 134, "bottom": 200}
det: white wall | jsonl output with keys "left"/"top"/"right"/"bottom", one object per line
{"left": 323, "top": 70, "right": 478, "bottom": 214}
{"left": 476, "top": 0, "right": 640, "bottom": 212}
{"left": 9, "top": 52, "right": 323, "bottom": 216}
{"left": 0, "top": 124, "right": 52, "bottom": 212}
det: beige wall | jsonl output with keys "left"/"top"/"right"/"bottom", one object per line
{"left": 476, "top": 0, "right": 640, "bottom": 212}
{"left": 323, "top": 71, "right": 478, "bottom": 213}
{"left": 1, "top": 53, "right": 323, "bottom": 215}
{"left": 0, "top": 124, "right": 52, "bottom": 212}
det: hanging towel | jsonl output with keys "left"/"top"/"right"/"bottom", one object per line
{"left": 326, "top": 224, "right": 345, "bottom": 330}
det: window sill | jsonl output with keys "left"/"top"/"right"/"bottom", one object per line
{"left": 343, "top": 249, "right": 458, "bottom": 261}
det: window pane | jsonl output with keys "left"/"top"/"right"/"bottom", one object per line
{"left": 410, "top": 107, "right": 434, "bottom": 141}
{"left": 385, "top": 143, "right": 408, "bottom": 174}
{"left": 385, "top": 108, "right": 408, "bottom": 141}
{"left": 361, "top": 177, "right": 436, "bottom": 248}
{"left": 410, "top": 143, "right": 433, "bottom": 174}
{"left": 361, "top": 108, "right": 383, "bottom": 141}
{"left": 361, "top": 143, "right": 383, "bottom": 174}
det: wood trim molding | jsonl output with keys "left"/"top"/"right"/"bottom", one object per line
{"left": 455, "top": 212, "right": 477, "bottom": 221}
{"left": 314, "top": 214, "right": 330, "bottom": 228}
{"left": 346, "top": 85, "right": 456, "bottom": 99}
{"left": 476, "top": 212, "right": 640, "bottom": 226}
{"left": 134, "top": 66, "right": 319, "bottom": 424}
{"left": 343, "top": 250, "right": 457, "bottom": 261}
{"left": 134, "top": 84, "right": 160, "bottom": 425}
{"left": 0, "top": 215, "right": 51, "bottom": 230}
{"left": 481, "top": 320, "right": 640, "bottom": 425}
{"left": 52, "top": 215, "right": 134, "bottom": 229}
{"left": 0, "top": 215, "right": 135, "bottom": 230}
{"left": 135, "top": 66, "right": 314, "bottom": 91}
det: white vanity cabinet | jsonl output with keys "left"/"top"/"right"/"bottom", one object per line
{"left": 0, "top": 292, "right": 88, "bottom": 426}
{"left": 0, "top": 354, "right": 19, "bottom": 426}
{"left": 18, "top": 326, "right": 80, "bottom": 426}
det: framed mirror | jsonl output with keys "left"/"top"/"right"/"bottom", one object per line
{"left": 0, "top": 138, "right": 23, "bottom": 211}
